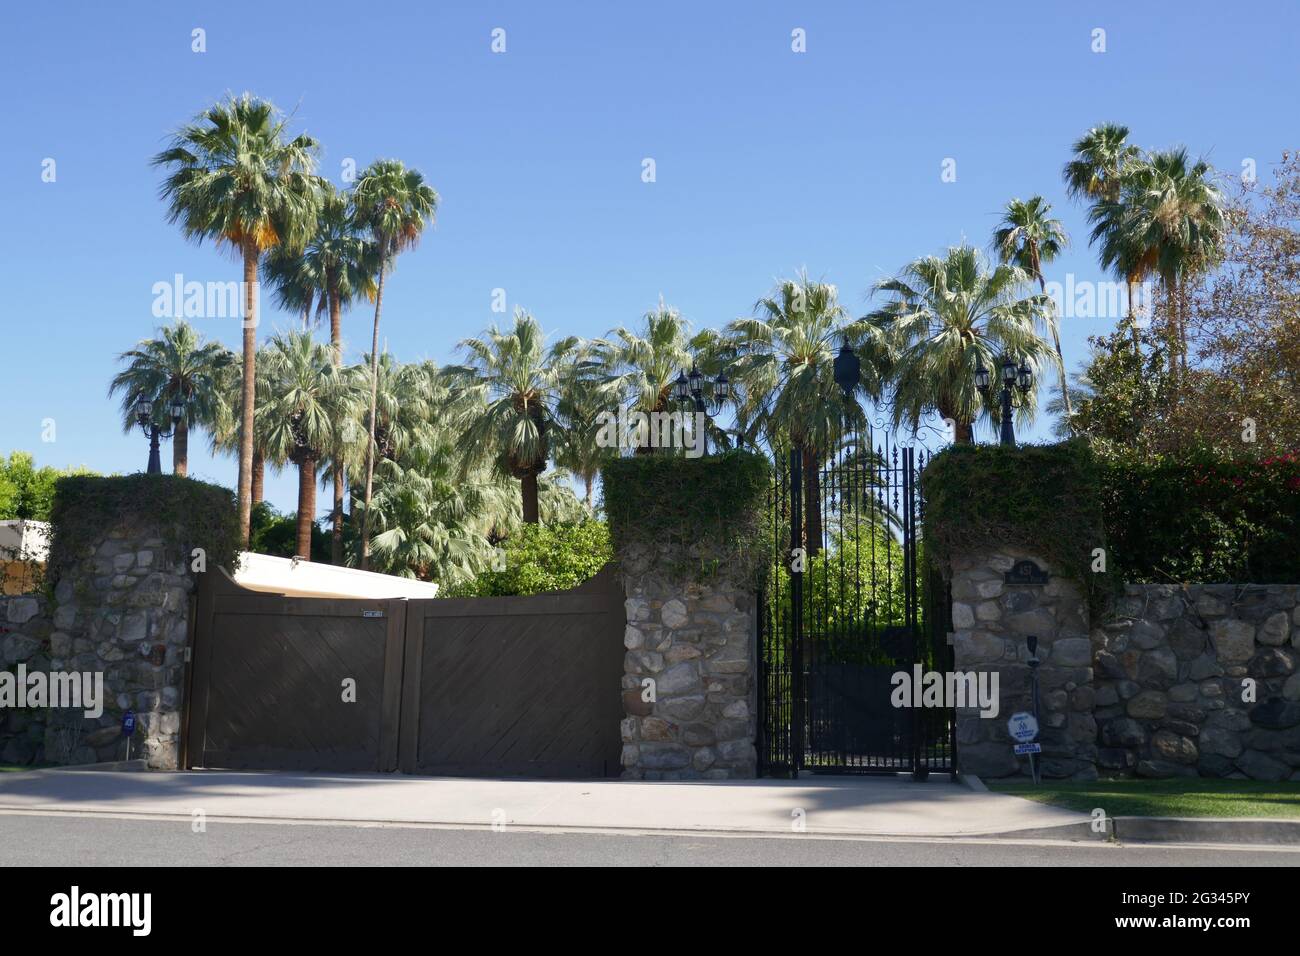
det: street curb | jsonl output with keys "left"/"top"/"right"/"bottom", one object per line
{"left": 9, "top": 760, "right": 149, "bottom": 775}
{"left": 960, "top": 773, "right": 988, "bottom": 792}
{"left": 1112, "top": 816, "right": 1300, "bottom": 846}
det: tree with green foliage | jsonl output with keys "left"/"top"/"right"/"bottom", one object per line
{"left": 443, "top": 520, "right": 612, "bottom": 597}
{"left": 993, "top": 196, "right": 1072, "bottom": 422}
{"left": 727, "top": 272, "right": 887, "bottom": 555}
{"left": 446, "top": 309, "right": 578, "bottom": 525}
{"left": 0, "top": 452, "right": 98, "bottom": 522}
{"left": 108, "top": 321, "right": 233, "bottom": 475}
{"left": 867, "top": 245, "right": 1058, "bottom": 444}
{"left": 255, "top": 331, "right": 361, "bottom": 559}
{"left": 350, "top": 159, "right": 438, "bottom": 568}
{"left": 153, "top": 94, "right": 322, "bottom": 544}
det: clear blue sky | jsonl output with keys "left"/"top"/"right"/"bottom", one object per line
{"left": 3, "top": 1, "right": 1296, "bottom": 513}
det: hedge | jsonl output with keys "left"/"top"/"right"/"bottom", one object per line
{"left": 601, "top": 450, "right": 770, "bottom": 584}
{"left": 1099, "top": 451, "right": 1300, "bottom": 584}
{"left": 921, "top": 439, "right": 1111, "bottom": 610}
{"left": 48, "top": 474, "right": 241, "bottom": 577}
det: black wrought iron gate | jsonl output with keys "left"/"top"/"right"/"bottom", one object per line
{"left": 758, "top": 426, "right": 956, "bottom": 778}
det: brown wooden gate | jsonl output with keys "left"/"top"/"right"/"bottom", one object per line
{"left": 398, "top": 567, "right": 625, "bottom": 778}
{"left": 184, "top": 565, "right": 624, "bottom": 778}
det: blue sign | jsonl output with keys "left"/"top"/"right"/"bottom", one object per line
{"left": 122, "top": 710, "right": 136, "bottom": 737}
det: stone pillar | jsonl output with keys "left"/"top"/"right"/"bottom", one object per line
{"left": 45, "top": 519, "right": 201, "bottom": 769}
{"left": 617, "top": 543, "right": 757, "bottom": 779}
{"left": 949, "top": 547, "right": 1098, "bottom": 780}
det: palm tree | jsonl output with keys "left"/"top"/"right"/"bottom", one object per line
{"left": 351, "top": 159, "right": 437, "bottom": 568}
{"left": 554, "top": 367, "right": 617, "bottom": 508}
{"left": 1063, "top": 123, "right": 1140, "bottom": 204}
{"left": 1063, "top": 123, "right": 1145, "bottom": 347}
{"left": 255, "top": 331, "right": 360, "bottom": 559}
{"left": 445, "top": 309, "right": 576, "bottom": 524}
{"left": 264, "top": 182, "right": 378, "bottom": 562}
{"left": 993, "top": 196, "right": 1072, "bottom": 422}
{"left": 726, "top": 272, "right": 887, "bottom": 554}
{"left": 1091, "top": 149, "right": 1225, "bottom": 373}
{"left": 109, "top": 321, "right": 233, "bottom": 475}
{"left": 594, "top": 299, "right": 696, "bottom": 453}
{"left": 867, "top": 245, "right": 1058, "bottom": 443}
{"left": 153, "top": 94, "right": 322, "bottom": 543}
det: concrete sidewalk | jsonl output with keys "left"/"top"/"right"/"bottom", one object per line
{"left": 0, "top": 768, "right": 1091, "bottom": 838}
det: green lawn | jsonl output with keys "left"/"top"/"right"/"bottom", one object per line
{"left": 0, "top": 763, "right": 52, "bottom": 773}
{"left": 989, "top": 778, "right": 1300, "bottom": 819}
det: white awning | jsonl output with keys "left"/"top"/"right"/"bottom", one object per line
{"left": 232, "top": 552, "right": 440, "bottom": 599}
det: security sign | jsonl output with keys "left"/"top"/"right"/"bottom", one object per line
{"left": 1007, "top": 711, "right": 1038, "bottom": 743}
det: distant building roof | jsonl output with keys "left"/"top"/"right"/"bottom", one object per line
{"left": 232, "top": 551, "right": 440, "bottom": 599}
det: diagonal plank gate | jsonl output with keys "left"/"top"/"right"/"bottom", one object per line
{"left": 183, "top": 565, "right": 626, "bottom": 778}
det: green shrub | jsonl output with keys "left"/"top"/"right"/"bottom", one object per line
{"left": 248, "top": 502, "right": 331, "bottom": 563}
{"left": 442, "top": 520, "right": 612, "bottom": 597}
{"left": 48, "top": 474, "right": 240, "bottom": 577}
{"left": 601, "top": 451, "right": 771, "bottom": 584}
{"left": 921, "top": 439, "right": 1111, "bottom": 610}
{"left": 1099, "top": 450, "right": 1300, "bottom": 583}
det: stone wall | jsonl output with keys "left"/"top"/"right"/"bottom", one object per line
{"left": 949, "top": 547, "right": 1300, "bottom": 782}
{"left": 0, "top": 519, "right": 199, "bottom": 769}
{"left": 0, "top": 593, "right": 51, "bottom": 764}
{"left": 617, "top": 543, "right": 757, "bottom": 779}
{"left": 1095, "top": 584, "right": 1300, "bottom": 781}
{"left": 949, "top": 548, "right": 1098, "bottom": 781}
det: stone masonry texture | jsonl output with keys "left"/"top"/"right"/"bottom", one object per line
{"left": 617, "top": 542, "right": 758, "bottom": 779}
{"left": 950, "top": 548, "right": 1300, "bottom": 781}
{"left": 0, "top": 518, "right": 200, "bottom": 769}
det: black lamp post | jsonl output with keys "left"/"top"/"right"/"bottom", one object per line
{"left": 135, "top": 393, "right": 187, "bottom": 475}
{"left": 976, "top": 356, "right": 1033, "bottom": 447}
{"left": 673, "top": 364, "right": 730, "bottom": 454}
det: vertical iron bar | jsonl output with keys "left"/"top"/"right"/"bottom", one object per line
{"left": 789, "top": 445, "right": 804, "bottom": 777}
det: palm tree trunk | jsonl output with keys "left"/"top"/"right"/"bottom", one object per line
{"left": 252, "top": 450, "right": 265, "bottom": 506}
{"left": 583, "top": 475, "right": 594, "bottom": 509}
{"left": 1040, "top": 276, "right": 1072, "bottom": 426}
{"left": 296, "top": 456, "right": 316, "bottom": 560}
{"left": 237, "top": 245, "right": 258, "bottom": 545}
{"left": 329, "top": 285, "right": 344, "bottom": 565}
{"left": 801, "top": 445, "right": 823, "bottom": 557}
{"left": 361, "top": 262, "right": 387, "bottom": 570}
{"left": 173, "top": 416, "right": 188, "bottom": 476}
{"left": 521, "top": 471, "right": 540, "bottom": 524}
{"left": 1126, "top": 277, "right": 1141, "bottom": 351}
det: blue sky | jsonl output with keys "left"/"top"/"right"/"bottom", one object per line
{"left": 3, "top": 1, "right": 1296, "bottom": 513}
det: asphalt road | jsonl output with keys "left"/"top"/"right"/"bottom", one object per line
{"left": 2, "top": 814, "right": 1298, "bottom": 866}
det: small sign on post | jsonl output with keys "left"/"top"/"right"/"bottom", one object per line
{"left": 1007, "top": 710, "right": 1041, "bottom": 784}
{"left": 122, "top": 709, "right": 136, "bottom": 762}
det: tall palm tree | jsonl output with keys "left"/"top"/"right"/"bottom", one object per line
{"left": 153, "top": 94, "right": 322, "bottom": 543}
{"left": 594, "top": 299, "right": 696, "bottom": 454}
{"left": 351, "top": 159, "right": 437, "bottom": 568}
{"left": 993, "top": 196, "right": 1073, "bottom": 422}
{"left": 554, "top": 367, "right": 617, "bottom": 508}
{"left": 109, "top": 321, "right": 233, "bottom": 475}
{"left": 867, "top": 245, "right": 1058, "bottom": 443}
{"left": 1063, "top": 123, "right": 1140, "bottom": 204}
{"left": 1091, "top": 149, "right": 1225, "bottom": 373}
{"left": 445, "top": 309, "right": 576, "bottom": 524}
{"left": 263, "top": 182, "right": 378, "bottom": 562}
{"left": 255, "top": 331, "right": 360, "bottom": 559}
{"left": 1063, "top": 123, "right": 1145, "bottom": 347}
{"left": 726, "top": 272, "right": 887, "bottom": 554}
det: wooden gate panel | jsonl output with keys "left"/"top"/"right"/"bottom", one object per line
{"left": 187, "top": 571, "right": 404, "bottom": 773}
{"left": 399, "top": 568, "right": 625, "bottom": 778}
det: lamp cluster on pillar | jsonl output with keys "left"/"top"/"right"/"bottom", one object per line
{"left": 134, "top": 393, "right": 188, "bottom": 475}
{"left": 975, "top": 356, "right": 1033, "bottom": 447}
{"left": 672, "top": 364, "right": 730, "bottom": 454}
